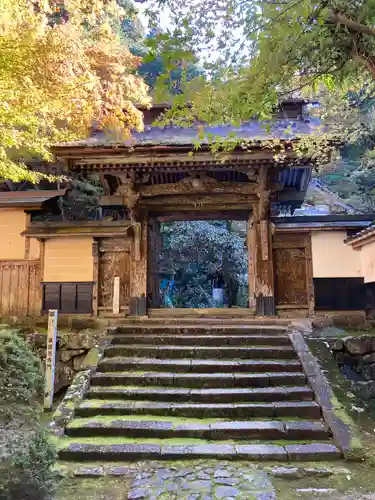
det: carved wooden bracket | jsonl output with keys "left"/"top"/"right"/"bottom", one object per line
{"left": 115, "top": 174, "right": 141, "bottom": 223}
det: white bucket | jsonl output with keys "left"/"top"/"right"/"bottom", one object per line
{"left": 212, "top": 288, "right": 224, "bottom": 306}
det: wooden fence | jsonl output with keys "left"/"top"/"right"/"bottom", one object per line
{"left": 0, "top": 261, "right": 41, "bottom": 317}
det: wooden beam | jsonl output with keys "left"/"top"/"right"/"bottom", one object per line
{"left": 39, "top": 239, "right": 45, "bottom": 281}
{"left": 139, "top": 181, "right": 258, "bottom": 198}
{"left": 99, "top": 195, "right": 125, "bottom": 206}
{"left": 154, "top": 210, "right": 250, "bottom": 222}
{"left": 24, "top": 213, "right": 31, "bottom": 259}
{"left": 142, "top": 194, "right": 257, "bottom": 207}
{"left": 92, "top": 240, "right": 99, "bottom": 316}
{"left": 58, "top": 147, "right": 298, "bottom": 164}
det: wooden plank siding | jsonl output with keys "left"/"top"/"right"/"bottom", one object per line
{"left": 273, "top": 233, "right": 314, "bottom": 315}
{"left": 42, "top": 282, "right": 93, "bottom": 313}
{"left": 0, "top": 260, "right": 41, "bottom": 316}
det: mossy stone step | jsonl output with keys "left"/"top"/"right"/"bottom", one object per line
{"left": 104, "top": 345, "right": 297, "bottom": 359}
{"left": 65, "top": 417, "right": 330, "bottom": 440}
{"left": 110, "top": 334, "right": 291, "bottom": 347}
{"left": 76, "top": 400, "right": 321, "bottom": 419}
{"left": 98, "top": 357, "right": 303, "bottom": 373}
{"left": 111, "top": 325, "right": 289, "bottom": 336}
{"left": 58, "top": 439, "right": 340, "bottom": 462}
{"left": 90, "top": 371, "right": 306, "bottom": 389}
{"left": 85, "top": 385, "right": 313, "bottom": 403}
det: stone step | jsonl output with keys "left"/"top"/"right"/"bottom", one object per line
{"left": 86, "top": 385, "right": 313, "bottom": 402}
{"left": 90, "top": 371, "right": 306, "bottom": 388}
{"left": 66, "top": 417, "right": 330, "bottom": 440}
{"left": 111, "top": 325, "right": 289, "bottom": 335}
{"left": 104, "top": 345, "right": 297, "bottom": 359}
{"left": 76, "top": 400, "right": 322, "bottom": 419}
{"left": 58, "top": 439, "right": 340, "bottom": 462}
{"left": 110, "top": 334, "right": 291, "bottom": 346}
{"left": 98, "top": 357, "right": 303, "bottom": 374}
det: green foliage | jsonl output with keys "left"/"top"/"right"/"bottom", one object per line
{"left": 0, "top": 330, "right": 44, "bottom": 421}
{"left": 0, "top": 426, "right": 56, "bottom": 500}
{"left": 143, "top": 1, "right": 375, "bottom": 165}
{"left": 0, "top": 331, "right": 56, "bottom": 500}
{"left": 160, "top": 221, "right": 247, "bottom": 308}
{"left": 315, "top": 89, "right": 375, "bottom": 208}
{"left": 147, "top": 0, "right": 375, "bottom": 116}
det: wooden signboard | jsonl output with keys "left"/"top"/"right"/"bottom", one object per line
{"left": 260, "top": 220, "right": 269, "bottom": 261}
{"left": 113, "top": 276, "right": 120, "bottom": 314}
{"left": 44, "top": 309, "right": 58, "bottom": 410}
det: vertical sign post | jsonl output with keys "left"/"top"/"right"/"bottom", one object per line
{"left": 44, "top": 309, "right": 58, "bottom": 410}
{"left": 113, "top": 277, "right": 120, "bottom": 314}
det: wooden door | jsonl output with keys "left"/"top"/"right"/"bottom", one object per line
{"left": 273, "top": 233, "right": 314, "bottom": 313}
{"left": 98, "top": 238, "right": 131, "bottom": 312}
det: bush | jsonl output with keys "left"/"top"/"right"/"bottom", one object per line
{"left": 0, "top": 330, "right": 44, "bottom": 420}
{"left": 0, "top": 426, "right": 56, "bottom": 500}
{"left": 0, "top": 330, "right": 56, "bottom": 500}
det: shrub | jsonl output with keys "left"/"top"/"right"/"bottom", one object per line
{"left": 0, "top": 330, "right": 44, "bottom": 420}
{"left": 0, "top": 330, "right": 56, "bottom": 500}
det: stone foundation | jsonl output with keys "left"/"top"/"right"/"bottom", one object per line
{"left": 312, "top": 311, "right": 367, "bottom": 329}
{"left": 328, "top": 335, "right": 375, "bottom": 400}
{"left": 20, "top": 329, "right": 104, "bottom": 393}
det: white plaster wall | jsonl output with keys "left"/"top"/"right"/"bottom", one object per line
{"left": 360, "top": 240, "right": 375, "bottom": 283}
{"left": 311, "top": 231, "right": 361, "bottom": 278}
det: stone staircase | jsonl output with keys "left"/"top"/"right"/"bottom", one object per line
{"left": 58, "top": 323, "right": 341, "bottom": 461}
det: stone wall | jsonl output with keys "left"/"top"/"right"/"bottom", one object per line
{"left": 328, "top": 335, "right": 375, "bottom": 400}
{"left": 21, "top": 329, "right": 104, "bottom": 393}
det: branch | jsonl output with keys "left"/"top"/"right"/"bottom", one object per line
{"left": 330, "top": 10, "right": 375, "bottom": 38}
{"left": 229, "top": 0, "right": 305, "bottom": 66}
{"left": 353, "top": 52, "right": 375, "bottom": 80}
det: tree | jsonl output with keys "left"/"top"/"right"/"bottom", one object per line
{"left": 0, "top": 0, "right": 150, "bottom": 183}
{"left": 139, "top": 3, "right": 373, "bottom": 150}
{"left": 144, "top": 1, "right": 375, "bottom": 121}
{"left": 159, "top": 221, "right": 248, "bottom": 308}
{"left": 312, "top": 88, "right": 375, "bottom": 208}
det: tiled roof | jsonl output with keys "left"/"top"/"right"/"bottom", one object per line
{"left": 345, "top": 224, "right": 375, "bottom": 244}
{"left": 0, "top": 190, "right": 66, "bottom": 208}
{"left": 55, "top": 118, "right": 323, "bottom": 148}
{"left": 275, "top": 215, "right": 374, "bottom": 231}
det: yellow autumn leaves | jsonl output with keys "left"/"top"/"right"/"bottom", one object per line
{"left": 0, "top": 0, "right": 151, "bottom": 182}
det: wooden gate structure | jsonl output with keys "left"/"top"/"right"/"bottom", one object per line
{"left": 49, "top": 101, "right": 320, "bottom": 316}
{"left": 0, "top": 260, "right": 40, "bottom": 316}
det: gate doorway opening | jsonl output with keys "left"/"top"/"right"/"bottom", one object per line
{"left": 148, "top": 219, "right": 249, "bottom": 309}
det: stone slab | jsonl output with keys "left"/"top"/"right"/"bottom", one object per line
{"left": 235, "top": 444, "right": 288, "bottom": 460}
{"left": 210, "top": 421, "right": 286, "bottom": 439}
{"left": 285, "top": 421, "right": 330, "bottom": 440}
{"left": 285, "top": 443, "right": 341, "bottom": 461}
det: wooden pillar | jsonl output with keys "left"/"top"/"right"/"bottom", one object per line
{"left": 92, "top": 240, "right": 99, "bottom": 316}
{"left": 251, "top": 166, "right": 275, "bottom": 316}
{"left": 148, "top": 218, "right": 162, "bottom": 308}
{"left": 129, "top": 217, "right": 148, "bottom": 316}
{"left": 247, "top": 214, "right": 256, "bottom": 309}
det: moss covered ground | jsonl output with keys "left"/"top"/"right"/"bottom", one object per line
{"left": 55, "top": 476, "right": 132, "bottom": 500}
